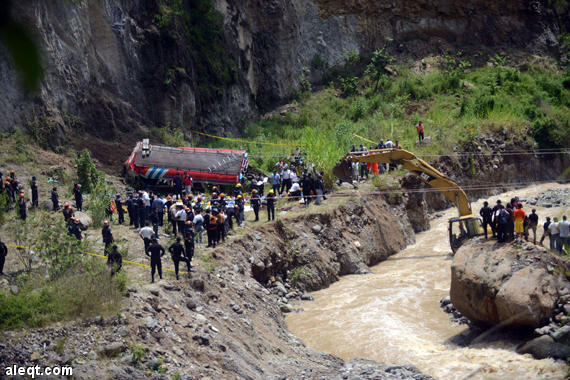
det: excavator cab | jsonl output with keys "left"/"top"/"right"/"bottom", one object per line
{"left": 448, "top": 216, "right": 484, "bottom": 253}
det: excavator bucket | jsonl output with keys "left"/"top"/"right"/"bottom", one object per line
{"left": 333, "top": 160, "right": 354, "bottom": 183}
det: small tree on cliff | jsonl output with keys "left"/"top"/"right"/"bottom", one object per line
{"left": 75, "top": 149, "right": 102, "bottom": 194}
{"left": 365, "top": 38, "right": 394, "bottom": 93}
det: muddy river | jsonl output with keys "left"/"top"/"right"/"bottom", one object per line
{"left": 287, "top": 183, "right": 569, "bottom": 380}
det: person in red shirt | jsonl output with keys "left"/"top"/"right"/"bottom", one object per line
{"left": 183, "top": 174, "right": 192, "bottom": 195}
{"left": 416, "top": 121, "right": 424, "bottom": 142}
{"left": 513, "top": 204, "right": 526, "bottom": 243}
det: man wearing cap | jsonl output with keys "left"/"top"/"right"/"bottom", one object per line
{"left": 68, "top": 218, "right": 82, "bottom": 240}
{"left": 73, "top": 183, "right": 83, "bottom": 211}
{"left": 30, "top": 176, "right": 38, "bottom": 208}
{"left": 17, "top": 192, "right": 26, "bottom": 220}
{"left": 102, "top": 220, "right": 114, "bottom": 254}
{"left": 146, "top": 238, "right": 165, "bottom": 283}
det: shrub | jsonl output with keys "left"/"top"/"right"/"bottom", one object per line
{"left": 75, "top": 149, "right": 102, "bottom": 194}
{"left": 87, "top": 180, "right": 114, "bottom": 227}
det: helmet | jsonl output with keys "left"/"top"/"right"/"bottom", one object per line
{"left": 188, "top": 193, "right": 193, "bottom": 198}
{"left": 77, "top": 184, "right": 81, "bottom": 188}
{"left": 237, "top": 195, "right": 242, "bottom": 199}
{"left": 19, "top": 192, "right": 24, "bottom": 198}
{"left": 269, "top": 189, "right": 274, "bottom": 194}
{"left": 167, "top": 195, "right": 172, "bottom": 201}
{"left": 103, "top": 220, "right": 109, "bottom": 225}
{"left": 9, "top": 170, "right": 14, "bottom": 174}
{"left": 236, "top": 183, "right": 242, "bottom": 188}
{"left": 73, "top": 218, "right": 80, "bottom": 224}
{"left": 219, "top": 193, "right": 225, "bottom": 198}
{"left": 252, "top": 189, "right": 258, "bottom": 193}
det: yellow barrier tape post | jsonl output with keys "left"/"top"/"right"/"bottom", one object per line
{"left": 190, "top": 130, "right": 304, "bottom": 147}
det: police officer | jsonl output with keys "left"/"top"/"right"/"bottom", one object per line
{"left": 73, "top": 183, "right": 83, "bottom": 211}
{"left": 51, "top": 187, "right": 59, "bottom": 211}
{"left": 30, "top": 176, "right": 38, "bottom": 208}
{"left": 0, "top": 237, "right": 7, "bottom": 275}
{"left": 146, "top": 238, "right": 165, "bottom": 283}
{"left": 250, "top": 189, "right": 260, "bottom": 222}
{"left": 101, "top": 220, "right": 114, "bottom": 254}
{"left": 18, "top": 192, "right": 26, "bottom": 220}
{"left": 107, "top": 245, "right": 122, "bottom": 275}
{"left": 168, "top": 237, "right": 185, "bottom": 280}
{"left": 115, "top": 194, "right": 125, "bottom": 224}
{"left": 479, "top": 201, "right": 494, "bottom": 239}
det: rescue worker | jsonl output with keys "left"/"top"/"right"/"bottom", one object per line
{"left": 184, "top": 225, "right": 194, "bottom": 272}
{"left": 62, "top": 202, "right": 74, "bottom": 222}
{"left": 30, "top": 176, "right": 38, "bottom": 208}
{"left": 51, "top": 187, "right": 59, "bottom": 211}
{"left": 115, "top": 194, "right": 125, "bottom": 224}
{"left": 479, "top": 201, "right": 493, "bottom": 239}
{"left": 216, "top": 209, "right": 225, "bottom": 244}
{"left": 0, "top": 237, "right": 7, "bottom": 275}
{"left": 416, "top": 121, "right": 424, "bottom": 142}
{"left": 233, "top": 183, "right": 243, "bottom": 198}
{"left": 237, "top": 195, "right": 245, "bottom": 226}
{"left": 225, "top": 202, "right": 235, "bottom": 230}
{"left": 540, "top": 217, "right": 551, "bottom": 246}
{"left": 107, "top": 245, "right": 122, "bottom": 275}
{"left": 18, "top": 192, "right": 26, "bottom": 220}
{"left": 168, "top": 237, "right": 185, "bottom": 280}
{"left": 267, "top": 189, "right": 276, "bottom": 222}
{"left": 513, "top": 204, "right": 526, "bottom": 243}
{"left": 528, "top": 208, "right": 539, "bottom": 244}
{"left": 250, "top": 189, "right": 260, "bottom": 221}
{"left": 146, "top": 237, "right": 165, "bottom": 283}
{"left": 193, "top": 210, "right": 204, "bottom": 244}
{"left": 101, "top": 220, "right": 114, "bottom": 254}
{"left": 206, "top": 212, "right": 218, "bottom": 248}
{"left": 68, "top": 218, "right": 82, "bottom": 240}
{"left": 73, "top": 183, "right": 83, "bottom": 211}
{"left": 139, "top": 222, "right": 155, "bottom": 251}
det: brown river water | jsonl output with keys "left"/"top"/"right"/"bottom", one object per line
{"left": 287, "top": 183, "right": 569, "bottom": 380}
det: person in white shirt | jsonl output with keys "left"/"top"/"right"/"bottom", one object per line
{"left": 139, "top": 222, "right": 155, "bottom": 251}
{"left": 549, "top": 218, "right": 560, "bottom": 251}
{"left": 385, "top": 140, "right": 394, "bottom": 148}
{"left": 558, "top": 215, "right": 570, "bottom": 252}
{"left": 175, "top": 204, "right": 187, "bottom": 236}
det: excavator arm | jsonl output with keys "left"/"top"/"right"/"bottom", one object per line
{"left": 333, "top": 148, "right": 473, "bottom": 217}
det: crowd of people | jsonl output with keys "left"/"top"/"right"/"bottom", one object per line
{"left": 479, "top": 197, "right": 570, "bottom": 252}
{"left": 0, "top": 156, "right": 333, "bottom": 283}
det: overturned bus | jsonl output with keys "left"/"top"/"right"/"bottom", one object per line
{"left": 124, "top": 140, "right": 248, "bottom": 189}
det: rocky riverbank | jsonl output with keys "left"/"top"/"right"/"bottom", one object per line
{"left": 0, "top": 189, "right": 437, "bottom": 379}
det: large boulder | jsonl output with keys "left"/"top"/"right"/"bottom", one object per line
{"left": 74, "top": 211, "right": 93, "bottom": 228}
{"left": 450, "top": 239, "right": 568, "bottom": 328}
{"left": 516, "top": 335, "right": 570, "bottom": 360}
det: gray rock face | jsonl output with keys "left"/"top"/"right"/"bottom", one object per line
{"left": 516, "top": 335, "right": 570, "bottom": 360}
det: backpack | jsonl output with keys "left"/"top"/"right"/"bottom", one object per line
{"left": 499, "top": 210, "right": 508, "bottom": 224}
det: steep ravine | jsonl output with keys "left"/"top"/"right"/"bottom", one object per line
{"left": 0, "top": 191, "right": 435, "bottom": 379}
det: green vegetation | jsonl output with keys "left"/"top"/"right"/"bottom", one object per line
{"left": 75, "top": 149, "right": 102, "bottom": 194}
{"left": 290, "top": 266, "right": 307, "bottom": 285}
{"left": 197, "top": 52, "right": 569, "bottom": 187}
{"left": 0, "top": 211, "right": 126, "bottom": 330}
{"left": 129, "top": 344, "right": 146, "bottom": 363}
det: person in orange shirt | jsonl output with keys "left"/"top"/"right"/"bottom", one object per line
{"left": 416, "top": 121, "right": 424, "bottom": 142}
{"left": 513, "top": 203, "right": 526, "bottom": 243}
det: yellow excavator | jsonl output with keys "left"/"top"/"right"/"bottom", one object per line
{"left": 333, "top": 148, "right": 484, "bottom": 253}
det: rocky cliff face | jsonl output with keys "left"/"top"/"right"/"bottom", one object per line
{"left": 0, "top": 0, "right": 563, "bottom": 159}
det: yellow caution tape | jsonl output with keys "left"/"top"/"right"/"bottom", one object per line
{"left": 6, "top": 244, "right": 187, "bottom": 274}
{"left": 351, "top": 133, "right": 376, "bottom": 144}
{"left": 190, "top": 129, "right": 304, "bottom": 147}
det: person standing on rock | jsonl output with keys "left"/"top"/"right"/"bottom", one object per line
{"left": 540, "top": 216, "right": 551, "bottom": 246}
{"left": 101, "top": 220, "right": 114, "bottom": 254}
{"left": 0, "top": 237, "right": 7, "bottom": 275}
{"left": 479, "top": 201, "right": 494, "bottom": 239}
{"left": 548, "top": 217, "right": 560, "bottom": 251}
{"left": 416, "top": 121, "right": 424, "bottom": 142}
{"left": 146, "top": 237, "right": 165, "bottom": 283}
{"left": 528, "top": 209, "right": 539, "bottom": 244}
{"left": 30, "top": 176, "right": 38, "bottom": 208}
{"left": 51, "top": 187, "right": 59, "bottom": 211}
{"left": 168, "top": 237, "right": 185, "bottom": 280}
{"left": 73, "top": 183, "right": 83, "bottom": 211}
{"left": 107, "top": 245, "right": 122, "bottom": 275}
{"left": 513, "top": 204, "right": 526, "bottom": 244}
{"left": 558, "top": 215, "right": 570, "bottom": 253}
{"left": 496, "top": 205, "right": 508, "bottom": 243}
